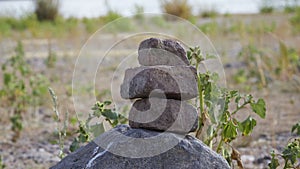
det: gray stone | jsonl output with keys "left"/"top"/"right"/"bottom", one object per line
{"left": 120, "top": 66, "right": 198, "bottom": 100}
{"left": 129, "top": 98, "right": 198, "bottom": 133}
{"left": 51, "top": 125, "right": 230, "bottom": 169}
{"left": 138, "top": 38, "right": 190, "bottom": 66}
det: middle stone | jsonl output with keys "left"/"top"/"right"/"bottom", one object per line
{"left": 120, "top": 66, "right": 198, "bottom": 100}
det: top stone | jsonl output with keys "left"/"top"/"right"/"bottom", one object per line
{"left": 138, "top": 38, "right": 190, "bottom": 66}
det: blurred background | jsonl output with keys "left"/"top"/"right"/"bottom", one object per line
{"left": 0, "top": 0, "right": 299, "bottom": 169}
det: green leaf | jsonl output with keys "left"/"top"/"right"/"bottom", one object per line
{"left": 187, "top": 50, "right": 192, "bottom": 60}
{"left": 268, "top": 151, "right": 279, "bottom": 169}
{"left": 238, "top": 116, "right": 257, "bottom": 136}
{"left": 229, "top": 90, "right": 238, "bottom": 98}
{"left": 223, "top": 120, "right": 238, "bottom": 142}
{"left": 206, "top": 53, "right": 217, "bottom": 60}
{"left": 102, "top": 109, "right": 118, "bottom": 120}
{"left": 90, "top": 123, "right": 105, "bottom": 137}
{"left": 291, "top": 122, "right": 300, "bottom": 136}
{"left": 69, "top": 138, "right": 80, "bottom": 152}
{"left": 4, "top": 73, "right": 11, "bottom": 86}
{"left": 10, "top": 114, "right": 23, "bottom": 131}
{"left": 78, "top": 133, "right": 88, "bottom": 143}
{"left": 103, "top": 100, "right": 112, "bottom": 105}
{"left": 250, "top": 98, "right": 266, "bottom": 118}
{"left": 282, "top": 139, "right": 300, "bottom": 166}
{"left": 245, "top": 94, "right": 253, "bottom": 103}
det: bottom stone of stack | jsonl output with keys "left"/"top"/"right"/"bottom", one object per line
{"left": 128, "top": 98, "right": 198, "bottom": 133}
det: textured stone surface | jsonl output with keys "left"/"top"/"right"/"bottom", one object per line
{"left": 138, "top": 38, "right": 190, "bottom": 66}
{"left": 129, "top": 98, "right": 198, "bottom": 133}
{"left": 120, "top": 66, "right": 198, "bottom": 100}
{"left": 51, "top": 125, "right": 230, "bottom": 169}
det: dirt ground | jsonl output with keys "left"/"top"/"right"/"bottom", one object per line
{"left": 0, "top": 14, "right": 300, "bottom": 169}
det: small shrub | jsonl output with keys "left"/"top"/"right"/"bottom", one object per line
{"left": 0, "top": 42, "right": 48, "bottom": 141}
{"left": 237, "top": 41, "right": 300, "bottom": 88}
{"left": 259, "top": 0, "right": 275, "bottom": 14}
{"left": 100, "top": 10, "right": 122, "bottom": 24}
{"left": 35, "top": 0, "right": 59, "bottom": 21}
{"left": 0, "top": 18, "right": 12, "bottom": 37}
{"left": 290, "top": 7, "right": 300, "bottom": 32}
{"left": 200, "top": 9, "right": 218, "bottom": 18}
{"left": 284, "top": 0, "right": 300, "bottom": 13}
{"left": 49, "top": 88, "right": 68, "bottom": 158}
{"left": 82, "top": 18, "right": 99, "bottom": 33}
{"left": 284, "top": 6, "right": 298, "bottom": 13}
{"left": 45, "top": 42, "right": 57, "bottom": 68}
{"left": 161, "top": 0, "right": 193, "bottom": 20}
{"left": 188, "top": 47, "right": 266, "bottom": 168}
{"left": 69, "top": 101, "right": 127, "bottom": 152}
{"left": 260, "top": 6, "right": 274, "bottom": 14}
{"left": 268, "top": 122, "right": 300, "bottom": 169}
{"left": 49, "top": 88, "right": 128, "bottom": 153}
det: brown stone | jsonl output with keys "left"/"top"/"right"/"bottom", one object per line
{"left": 120, "top": 66, "right": 198, "bottom": 100}
{"left": 128, "top": 98, "right": 198, "bottom": 133}
{"left": 138, "top": 38, "right": 190, "bottom": 66}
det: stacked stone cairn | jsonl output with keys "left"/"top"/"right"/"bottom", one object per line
{"left": 121, "top": 38, "right": 198, "bottom": 133}
{"left": 51, "top": 38, "right": 231, "bottom": 169}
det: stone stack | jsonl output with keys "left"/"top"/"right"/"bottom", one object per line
{"left": 121, "top": 38, "right": 198, "bottom": 133}
{"left": 50, "top": 38, "right": 231, "bottom": 169}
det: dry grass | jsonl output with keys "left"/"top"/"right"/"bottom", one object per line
{"left": 161, "top": 0, "right": 193, "bottom": 20}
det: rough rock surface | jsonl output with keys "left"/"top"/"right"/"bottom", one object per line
{"left": 129, "top": 98, "right": 198, "bottom": 132}
{"left": 51, "top": 125, "right": 230, "bottom": 169}
{"left": 120, "top": 66, "right": 198, "bottom": 100}
{"left": 138, "top": 38, "right": 189, "bottom": 66}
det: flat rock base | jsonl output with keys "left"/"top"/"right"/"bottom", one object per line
{"left": 50, "top": 125, "right": 230, "bottom": 169}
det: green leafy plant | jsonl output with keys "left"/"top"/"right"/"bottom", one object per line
{"left": 0, "top": 42, "right": 48, "bottom": 142}
{"left": 236, "top": 41, "right": 300, "bottom": 89}
{"left": 45, "top": 41, "right": 57, "bottom": 68}
{"left": 268, "top": 121, "right": 300, "bottom": 169}
{"left": 49, "top": 87, "right": 127, "bottom": 153}
{"left": 290, "top": 7, "right": 300, "bottom": 32}
{"left": 292, "top": 122, "right": 300, "bottom": 136}
{"left": 100, "top": 10, "right": 122, "bottom": 24}
{"left": 200, "top": 9, "right": 218, "bottom": 18}
{"left": 187, "top": 47, "right": 266, "bottom": 168}
{"left": 259, "top": 0, "right": 274, "bottom": 14}
{"left": 82, "top": 18, "right": 100, "bottom": 34}
{"left": 48, "top": 88, "right": 68, "bottom": 158}
{"left": 69, "top": 101, "right": 127, "bottom": 152}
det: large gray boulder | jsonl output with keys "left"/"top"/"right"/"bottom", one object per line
{"left": 138, "top": 38, "right": 190, "bottom": 66}
{"left": 120, "top": 66, "right": 198, "bottom": 100}
{"left": 129, "top": 98, "right": 198, "bottom": 132}
{"left": 51, "top": 125, "right": 230, "bottom": 169}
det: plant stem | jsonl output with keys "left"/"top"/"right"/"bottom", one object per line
{"left": 195, "top": 62, "right": 206, "bottom": 138}
{"left": 217, "top": 136, "right": 224, "bottom": 153}
{"left": 231, "top": 101, "right": 250, "bottom": 115}
{"left": 205, "top": 125, "right": 221, "bottom": 147}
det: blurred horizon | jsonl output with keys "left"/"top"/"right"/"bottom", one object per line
{"left": 0, "top": 0, "right": 297, "bottom": 18}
